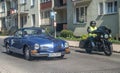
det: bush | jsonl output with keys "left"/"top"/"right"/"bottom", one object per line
{"left": 80, "top": 34, "right": 89, "bottom": 40}
{"left": 60, "top": 30, "right": 73, "bottom": 38}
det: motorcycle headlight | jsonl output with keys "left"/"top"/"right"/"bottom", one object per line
{"left": 65, "top": 42, "right": 69, "bottom": 48}
{"left": 104, "top": 34, "right": 109, "bottom": 38}
{"left": 101, "top": 35, "right": 104, "bottom": 38}
{"left": 34, "top": 43, "right": 40, "bottom": 49}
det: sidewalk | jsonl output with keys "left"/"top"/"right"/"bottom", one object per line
{"left": 67, "top": 40, "right": 120, "bottom": 53}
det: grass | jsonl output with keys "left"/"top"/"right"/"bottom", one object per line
{"left": 0, "top": 32, "right": 8, "bottom": 36}
{"left": 110, "top": 40, "right": 120, "bottom": 44}
{"left": 57, "top": 37, "right": 81, "bottom": 41}
{"left": 58, "top": 37, "right": 120, "bottom": 44}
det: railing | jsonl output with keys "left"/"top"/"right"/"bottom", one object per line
{"left": 72, "top": 0, "right": 84, "bottom": 1}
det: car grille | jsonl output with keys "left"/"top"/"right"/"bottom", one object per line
{"left": 54, "top": 42, "right": 64, "bottom": 52}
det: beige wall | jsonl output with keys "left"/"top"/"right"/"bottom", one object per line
{"left": 19, "top": 0, "right": 40, "bottom": 27}
{"left": 67, "top": 0, "right": 120, "bottom": 37}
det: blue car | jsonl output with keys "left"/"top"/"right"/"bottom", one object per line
{"left": 4, "top": 27, "right": 70, "bottom": 60}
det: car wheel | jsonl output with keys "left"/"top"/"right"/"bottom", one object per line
{"left": 6, "top": 44, "right": 12, "bottom": 54}
{"left": 24, "top": 47, "right": 32, "bottom": 61}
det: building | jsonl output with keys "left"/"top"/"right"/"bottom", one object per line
{"left": 18, "top": 0, "right": 40, "bottom": 28}
{"left": 0, "top": 0, "right": 40, "bottom": 34}
{"left": 40, "top": 0, "right": 67, "bottom": 32}
{"left": 67, "top": 0, "right": 120, "bottom": 38}
{"left": 0, "top": 0, "right": 7, "bottom": 32}
{"left": 0, "top": 0, "right": 18, "bottom": 33}
{"left": 1, "top": 0, "right": 120, "bottom": 38}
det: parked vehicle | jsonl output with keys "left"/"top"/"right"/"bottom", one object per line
{"left": 79, "top": 26, "right": 113, "bottom": 56}
{"left": 4, "top": 27, "right": 70, "bottom": 60}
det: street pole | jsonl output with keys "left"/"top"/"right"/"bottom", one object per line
{"left": 52, "top": 0, "right": 54, "bottom": 11}
{"left": 51, "top": 0, "right": 57, "bottom": 38}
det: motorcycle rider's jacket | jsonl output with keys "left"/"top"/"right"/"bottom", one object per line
{"left": 88, "top": 26, "right": 97, "bottom": 37}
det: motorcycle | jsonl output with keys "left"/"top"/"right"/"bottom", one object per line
{"left": 79, "top": 26, "right": 113, "bottom": 56}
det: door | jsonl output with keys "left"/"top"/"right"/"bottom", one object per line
{"left": 11, "top": 30, "right": 23, "bottom": 54}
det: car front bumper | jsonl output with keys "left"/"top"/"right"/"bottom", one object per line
{"left": 31, "top": 48, "right": 70, "bottom": 57}
{"left": 31, "top": 52, "right": 66, "bottom": 57}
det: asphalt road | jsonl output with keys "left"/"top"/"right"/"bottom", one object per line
{"left": 0, "top": 38, "right": 120, "bottom": 73}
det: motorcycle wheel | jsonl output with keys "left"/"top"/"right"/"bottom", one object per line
{"left": 85, "top": 42, "right": 92, "bottom": 54}
{"left": 104, "top": 45, "right": 113, "bottom": 56}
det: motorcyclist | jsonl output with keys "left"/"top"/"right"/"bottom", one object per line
{"left": 87, "top": 21, "right": 97, "bottom": 37}
{"left": 86, "top": 21, "right": 97, "bottom": 48}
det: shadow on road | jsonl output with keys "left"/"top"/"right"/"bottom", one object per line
{"left": 75, "top": 49, "right": 105, "bottom": 56}
{"left": 2, "top": 52, "right": 67, "bottom": 61}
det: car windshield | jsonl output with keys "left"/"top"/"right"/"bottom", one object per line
{"left": 23, "top": 28, "right": 51, "bottom": 36}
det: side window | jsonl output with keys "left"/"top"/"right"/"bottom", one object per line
{"left": 14, "top": 30, "right": 22, "bottom": 37}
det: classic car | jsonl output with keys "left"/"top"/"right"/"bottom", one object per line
{"left": 4, "top": 27, "right": 70, "bottom": 60}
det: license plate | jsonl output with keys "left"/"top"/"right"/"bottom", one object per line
{"left": 49, "top": 53, "right": 61, "bottom": 57}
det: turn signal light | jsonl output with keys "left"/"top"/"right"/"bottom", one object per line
{"left": 31, "top": 50, "right": 37, "bottom": 54}
{"left": 65, "top": 48, "right": 70, "bottom": 54}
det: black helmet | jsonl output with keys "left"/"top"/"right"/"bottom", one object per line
{"left": 90, "top": 21, "right": 96, "bottom": 27}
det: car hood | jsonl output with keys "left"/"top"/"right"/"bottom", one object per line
{"left": 26, "top": 35, "right": 65, "bottom": 45}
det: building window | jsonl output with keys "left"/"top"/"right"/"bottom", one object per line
{"left": 20, "top": 0, "right": 26, "bottom": 4}
{"left": 75, "top": 6, "right": 87, "bottom": 23}
{"left": 41, "top": 11, "right": 50, "bottom": 19}
{"left": 32, "top": 14, "right": 35, "bottom": 26}
{"left": 98, "top": 1, "right": 117, "bottom": 15}
{"left": 40, "top": 0, "right": 51, "bottom": 3}
{"left": 99, "top": 3, "right": 103, "bottom": 15}
{"left": 0, "top": 2, "right": 5, "bottom": 12}
{"left": 31, "top": 0, "right": 35, "bottom": 6}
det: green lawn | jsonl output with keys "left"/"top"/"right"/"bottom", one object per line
{"left": 58, "top": 37, "right": 120, "bottom": 44}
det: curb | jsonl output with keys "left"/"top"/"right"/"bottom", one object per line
{"left": 67, "top": 40, "right": 120, "bottom": 53}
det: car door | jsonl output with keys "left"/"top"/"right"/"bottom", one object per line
{"left": 11, "top": 30, "right": 23, "bottom": 54}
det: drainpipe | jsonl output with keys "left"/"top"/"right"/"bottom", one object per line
{"left": 51, "top": 0, "right": 57, "bottom": 38}
{"left": 118, "top": 0, "right": 120, "bottom": 39}
{"left": 18, "top": 0, "right": 21, "bottom": 29}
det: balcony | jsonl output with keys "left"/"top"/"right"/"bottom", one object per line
{"left": 7, "top": 8, "right": 17, "bottom": 16}
{"left": 72, "top": 0, "right": 92, "bottom": 6}
{"left": 54, "top": 0, "right": 67, "bottom": 9}
{"left": 40, "top": 1, "right": 52, "bottom": 10}
{"left": 72, "top": 0, "right": 92, "bottom": 2}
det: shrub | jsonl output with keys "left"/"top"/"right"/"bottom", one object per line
{"left": 60, "top": 30, "right": 73, "bottom": 38}
{"left": 80, "top": 34, "right": 89, "bottom": 40}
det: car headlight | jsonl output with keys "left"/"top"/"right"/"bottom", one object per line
{"left": 34, "top": 43, "right": 40, "bottom": 49}
{"left": 65, "top": 42, "right": 69, "bottom": 48}
{"left": 104, "top": 34, "right": 109, "bottom": 38}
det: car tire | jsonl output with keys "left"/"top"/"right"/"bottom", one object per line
{"left": 6, "top": 44, "right": 12, "bottom": 54}
{"left": 24, "top": 47, "right": 32, "bottom": 61}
